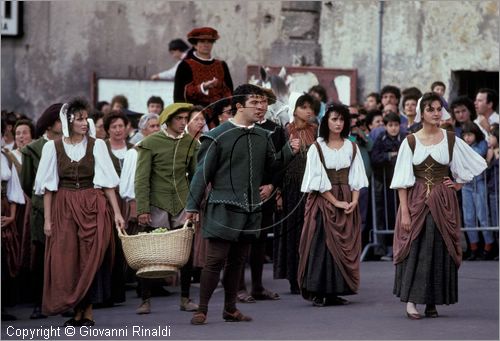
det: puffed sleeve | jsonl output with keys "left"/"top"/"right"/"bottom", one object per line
{"left": 34, "top": 141, "right": 59, "bottom": 195}
{"left": 119, "top": 148, "right": 137, "bottom": 201}
{"left": 301, "top": 143, "right": 332, "bottom": 193}
{"left": 93, "top": 139, "right": 120, "bottom": 188}
{"left": 390, "top": 139, "right": 415, "bottom": 189}
{"left": 6, "top": 162, "right": 25, "bottom": 204}
{"left": 348, "top": 144, "right": 369, "bottom": 191}
{"left": 450, "top": 137, "right": 487, "bottom": 183}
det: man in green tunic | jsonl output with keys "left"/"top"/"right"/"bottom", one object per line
{"left": 135, "top": 102, "right": 200, "bottom": 313}
{"left": 20, "top": 103, "right": 63, "bottom": 319}
{"left": 186, "top": 84, "right": 300, "bottom": 325}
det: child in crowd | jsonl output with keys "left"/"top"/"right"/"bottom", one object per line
{"left": 461, "top": 122, "right": 494, "bottom": 260}
{"left": 371, "top": 112, "right": 406, "bottom": 260}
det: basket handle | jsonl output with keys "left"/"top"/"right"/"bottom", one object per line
{"left": 183, "top": 219, "right": 195, "bottom": 231}
{"left": 117, "top": 227, "right": 128, "bottom": 237}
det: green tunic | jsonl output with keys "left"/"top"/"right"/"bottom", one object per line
{"left": 186, "top": 121, "right": 294, "bottom": 241}
{"left": 20, "top": 137, "right": 47, "bottom": 244}
{"left": 135, "top": 131, "right": 199, "bottom": 216}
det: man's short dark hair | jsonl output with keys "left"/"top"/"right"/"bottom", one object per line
{"left": 308, "top": 85, "right": 328, "bottom": 103}
{"left": 478, "top": 88, "right": 499, "bottom": 111}
{"left": 402, "top": 87, "right": 422, "bottom": 99}
{"left": 449, "top": 96, "right": 477, "bottom": 121}
{"left": 383, "top": 112, "right": 401, "bottom": 125}
{"left": 366, "top": 92, "right": 381, "bottom": 104}
{"left": 14, "top": 119, "right": 35, "bottom": 139}
{"left": 319, "top": 103, "right": 350, "bottom": 141}
{"left": 381, "top": 85, "right": 401, "bottom": 103}
{"left": 231, "top": 84, "right": 265, "bottom": 112}
{"left": 147, "top": 96, "right": 164, "bottom": 109}
{"left": 111, "top": 95, "right": 129, "bottom": 110}
{"left": 96, "top": 101, "right": 109, "bottom": 112}
{"left": 168, "top": 39, "right": 190, "bottom": 52}
{"left": 365, "top": 109, "right": 383, "bottom": 127}
{"left": 431, "top": 81, "right": 446, "bottom": 91}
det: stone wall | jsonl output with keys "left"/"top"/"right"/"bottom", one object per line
{"left": 2, "top": 1, "right": 498, "bottom": 118}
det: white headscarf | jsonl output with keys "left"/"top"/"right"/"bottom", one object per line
{"left": 59, "top": 103, "right": 96, "bottom": 138}
{"left": 414, "top": 96, "right": 451, "bottom": 123}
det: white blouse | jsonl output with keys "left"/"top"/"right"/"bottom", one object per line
{"left": 390, "top": 129, "right": 487, "bottom": 189}
{"left": 119, "top": 148, "right": 137, "bottom": 201}
{"left": 301, "top": 138, "right": 369, "bottom": 193}
{"left": 111, "top": 146, "right": 128, "bottom": 160}
{"left": 34, "top": 137, "right": 120, "bottom": 195}
{"left": 1, "top": 153, "right": 25, "bottom": 204}
{"left": 12, "top": 149, "right": 23, "bottom": 165}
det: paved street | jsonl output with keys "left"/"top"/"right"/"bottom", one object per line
{"left": 1, "top": 261, "right": 498, "bottom": 340}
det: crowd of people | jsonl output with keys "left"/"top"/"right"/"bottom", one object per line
{"left": 1, "top": 25, "right": 498, "bottom": 325}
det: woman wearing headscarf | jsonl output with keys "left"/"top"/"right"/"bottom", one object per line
{"left": 391, "top": 93, "right": 486, "bottom": 319}
{"left": 35, "top": 98, "right": 125, "bottom": 326}
{"left": 273, "top": 93, "right": 318, "bottom": 294}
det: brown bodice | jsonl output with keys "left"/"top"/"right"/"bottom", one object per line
{"left": 413, "top": 155, "right": 450, "bottom": 195}
{"left": 406, "top": 131, "right": 455, "bottom": 197}
{"left": 314, "top": 141, "right": 357, "bottom": 186}
{"left": 55, "top": 137, "right": 95, "bottom": 189}
{"left": 105, "top": 140, "right": 133, "bottom": 177}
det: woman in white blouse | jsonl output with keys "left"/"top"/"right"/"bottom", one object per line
{"left": 298, "top": 103, "right": 368, "bottom": 307}
{"left": 391, "top": 92, "right": 487, "bottom": 319}
{"left": 35, "top": 98, "right": 125, "bottom": 326}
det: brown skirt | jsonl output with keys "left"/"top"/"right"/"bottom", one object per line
{"left": 1, "top": 197, "right": 21, "bottom": 278}
{"left": 42, "top": 188, "right": 113, "bottom": 315}
{"left": 298, "top": 184, "right": 362, "bottom": 294}
{"left": 392, "top": 181, "right": 462, "bottom": 267}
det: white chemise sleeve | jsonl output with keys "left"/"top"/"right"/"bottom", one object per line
{"left": 34, "top": 141, "right": 59, "bottom": 195}
{"left": 348, "top": 144, "right": 369, "bottom": 191}
{"left": 1, "top": 154, "right": 25, "bottom": 204}
{"left": 301, "top": 143, "right": 332, "bottom": 193}
{"left": 93, "top": 139, "right": 120, "bottom": 188}
{"left": 450, "top": 137, "right": 488, "bottom": 183}
{"left": 119, "top": 148, "right": 137, "bottom": 200}
{"left": 390, "top": 138, "right": 416, "bottom": 189}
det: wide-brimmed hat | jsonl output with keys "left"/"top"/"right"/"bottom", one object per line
{"left": 187, "top": 27, "right": 219, "bottom": 44}
{"left": 159, "top": 103, "right": 193, "bottom": 125}
{"left": 35, "top": 103, "right": 63, "bottom": 137}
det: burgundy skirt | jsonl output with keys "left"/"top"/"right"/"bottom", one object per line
{"left": 42, "top": 188, "right": 113, "bottom": 315}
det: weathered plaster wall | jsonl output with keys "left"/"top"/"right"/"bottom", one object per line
{"left": 1, "top": 1, "right": 283, "bottom": 118}
{"left": 319, "top": 0, "right": 499, "bottom": 102}
{"left": 2, "top": 1, "right": 499, "bottom": 117}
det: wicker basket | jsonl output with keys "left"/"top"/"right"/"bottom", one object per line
{"left": 118, "top": 220, "right": 195, "bottom": 278}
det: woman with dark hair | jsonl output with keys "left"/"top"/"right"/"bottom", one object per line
{"left": 298, "top": 103, "right": 368, "bottom": 306}
{"left": 391, "top": 93, "right": 486, "bottom": 319}
{"left": 273, "top": 93, "right": 318, "bottom": 295}
{"left": 35, "top": 98, "right": 125, "bottom": 326}
{"left": 1, "top": 118, "right": 26, "bottom": 321}
{"left": 102, "top": 110, "right": 133, "bottom": 306}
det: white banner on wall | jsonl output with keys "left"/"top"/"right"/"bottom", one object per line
{"left": 97, "top": 79, "right": 174, "bottom": 114}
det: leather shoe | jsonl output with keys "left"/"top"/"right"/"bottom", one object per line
{"left": 406, "top": 312, "right": 421, "bottom": 320}
{"left": 63, "top": 318, "right": 81, "bottom": 327}
{"left": 424, "top": 305, "right": 439, "bottom": 318}
{"left": 222, "top": 309, "right": 252, "bottom": 322}
{"left": 190, "top": 312, "right": 207, "bottom": 325}
{"left": 136, "top": 299, "right": 151, "bottom": 314}
{"left": 79, "top": 318, "right": 95, "bottom": 326}
{"left": 30, "top": 306, "right": 47, "bottom": 319}
{"left": 180, "top": 297, "right": 199, "bottom": 312}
